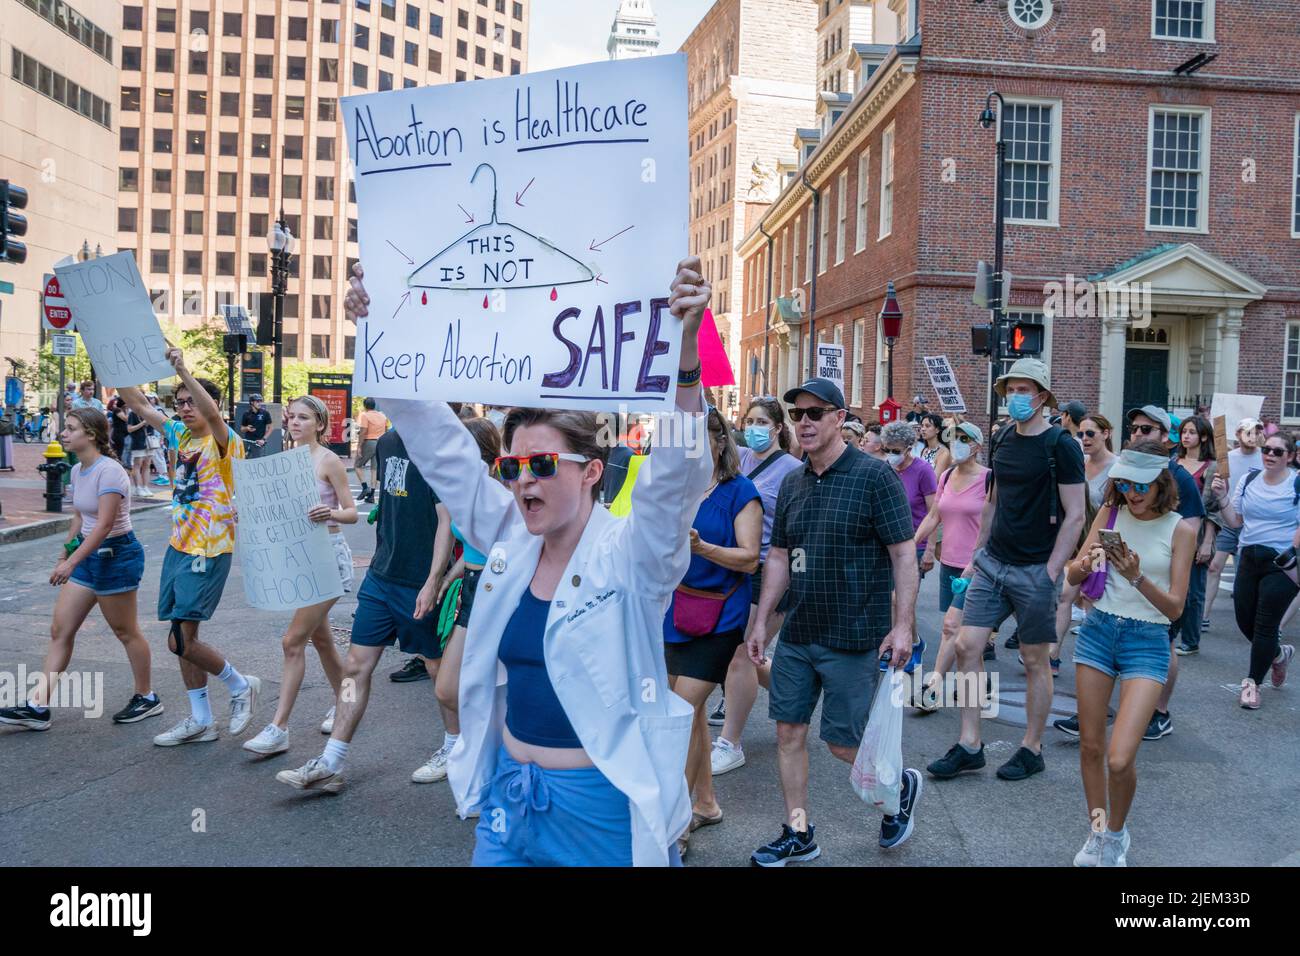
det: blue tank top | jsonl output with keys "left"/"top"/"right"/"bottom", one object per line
{"left": 498, "top": 586, "right": 582, "bottom": 749}
{"left": 451, "top": 521, "right": 489, "bottom": 566}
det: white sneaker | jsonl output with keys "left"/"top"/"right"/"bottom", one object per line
{"left": 1071, "top": 605, "right": 1087, "bottom": 622}
{"left": 136, "top": 487, "right": 154, "bottom": 498}
{"left": 412, "top": 744, "right": 450, "bottom": 783}
{"left": 229, "top": 675, "right": 260, "bottom": 736}
{"left": 710, "top": 737, "right": 746, "bottom": 776}
{"left": 243, "top": 723, "right": 289, "bottom": 755}
{"left": 276, "top": 756, "right": 345, "bottom": 793}
{"left": 153, "top": 716, "right": 218, "bottom": 747}
{"left": 320, "top": 706, "right": 335, "bottom": 735}
{"left": 1073, "top": 829, "right": 1104, "bottom": 867}
{"left": 1100, "top": 828, "right": 1130, "bottom": 867}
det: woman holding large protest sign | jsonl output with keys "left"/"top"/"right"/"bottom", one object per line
{"left": 243, "top": 396, "right": 358, "bottom": 755}
{"left": 326, "top": 258, "right": 713, "bottom": 867}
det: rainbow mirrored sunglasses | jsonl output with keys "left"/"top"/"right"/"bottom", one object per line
{"left": 493, "top": 452, "right": 588, "bottom": 482}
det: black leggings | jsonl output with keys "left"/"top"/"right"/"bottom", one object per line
{"left": 1233, "top": 546, "right": 1299, "bottom": 685}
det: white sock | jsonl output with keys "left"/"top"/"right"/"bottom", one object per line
{"left": 320, "top": 739, "right": 349, "bottom": 772}
{"left": 443, "top": 732, "right": 459, "bottom": 751}
{"left": 717, "top": 736, "right": 740, "bottom": 752}
{"left": 217, "top": 662, "right": 249, "bottom": 696}
{"left": 188, "top": 688, "right": 213, "bottom": 725}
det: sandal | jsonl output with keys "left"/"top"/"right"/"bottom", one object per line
{"left": 691, "top": 808, "right": 723, "bottom": 831}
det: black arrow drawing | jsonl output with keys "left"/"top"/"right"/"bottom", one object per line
{"left": 392, "top": 291, "right": 410, "bottom": 318}
{"left": 457, "top": 204, "right": 475, "bottom": 223}
{"left": 589, "top": 225, "right": 634, "bottom": 252}
{"left": 386, "top": 240, "right": 414, "bottom": 265}
{"left": 515, "top": 177, "right": 534, "bottom": 206}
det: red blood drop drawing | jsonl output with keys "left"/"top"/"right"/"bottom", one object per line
{"left": 550, "top": 287, "right": 558, "bottom": 301}
{"left": 421, "top": 291, "right": 427, "bottom": 305}
{"left": 483, "top": 294, "right": 490, "bottom": 309}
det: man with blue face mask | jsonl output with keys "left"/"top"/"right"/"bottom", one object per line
{"left": 927, "top": 358, "right": 1086, "bottom": 784}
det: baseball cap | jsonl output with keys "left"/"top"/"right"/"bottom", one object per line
{"left": 1108, "top": 449, "right": 1170, "bottom": 485}
{"left": 783, "top": 377, "right": 846, "bottom": 410}
{"left": 1236, "top": 417, "right": 1262, "bottom": 434}
{"left": 1061, "top": 400, "right": 1087, "bottom": 423}
{"left": 250, "top": 393, "right": 264, "bottom": 402}
{"left": 993, "top": 358, "right": 1055, "bottom": 405}
{"left": 1126, "top": 405, "right": 1171, "bottom": 433}
{"left": 943, "top": 421, "right": 984, "bottom": 445}
{"left": 912, "top": 394, "right": 926, "bottom": 405}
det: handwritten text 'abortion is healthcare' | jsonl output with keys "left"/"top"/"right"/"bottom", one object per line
{"left": 344, "top": 53, "right": 688, "bottom": 411}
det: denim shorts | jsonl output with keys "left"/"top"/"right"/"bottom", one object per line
{"left": 1073, "top": 608, "right": 1171, "bottom": 683}
{"left": 939, "top": 562, "right": 967, "bottom": 613}
{"left": 69, "top": 532, "right": 144, "bottom": 596}
{"left": 1215, "top": 523, "right": 1240, "bottom": 554}
{"left": 961, "top": 548, "right": 1062, "bottom": 644}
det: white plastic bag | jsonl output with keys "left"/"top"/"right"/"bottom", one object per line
{"left": 850, "top": 668, "right": 904, "bottom": 815}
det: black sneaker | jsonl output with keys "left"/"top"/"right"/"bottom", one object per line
{"left": 996, "top": 746, "right": 1045, "bottom": 781}
{"left": 1053, "top": 714, "right": 1080, "bottom": 737}
{"left": 112, "top": 694, "right": 164, "bottom": 724}
{"left": 0, "top": 704, "right": 52, "bottom": 731}
{"left": 1175, "top": 643, "right": 1199, "bottom": 656}
{"left": 1200, "top": 619, "right": 1210, "bottom": 632}
{"left": 982, "top": 642, "right": 996, "bottom": 662}
{"left": 706, "top": 696, "right": 726, "bottom": 727}
{"left": 750, "top": 824, "right": 820, "bottom": 867}
{"left": 1004, "top": 631, "right": 1020, "bottom": 649}
{"left": 1143, "top": 710, "right": 1173, "bottom": 740}
{"left": 879, "top": 768, "right": 922, "bottom": 849}
{"left": 389, "top": 657, "right": 429, "bottom": 682}
{"left": 926, "top": 742, "right": 986, "bottom": 779}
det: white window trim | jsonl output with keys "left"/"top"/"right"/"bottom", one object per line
{"left": 805, "top": 211, "right": 814, "bottom": 283}
{"left": 879, "top": 123, "right": 894, "bottom": 240}
{"left": 874, "top": 320, "right": 888, "bottom": 406}
{"left": 792, "top": 216, "right": 802, "bottom": 289}
{"left": 835, "top": 170, "right": 848, "bottom": 264}
{"left": 1000, "top": 96, "right": 1062, "bottom": 228}
{"left": 818, "top": 187, "right": 830, "bottom": 274}
{"left": 1151, "top": 0, "right": 1215, "bottom": 43}
{"left": 1292, "top": 113, "right": 1300, "bottom": 239}
{"left": 1283, "top": 321, "right": 1300, "bottom": 425}
{"left": 851, "top": 317, "right": 864, "bottom": 407}
{"left": 1144, "top": 104, "right": 1211, "bottom": 236}
{"left": 855, "top": 149, "right": 870, "bottom": 253}
{"left": 781, "top": 227, "right": 790, "bottom": 296}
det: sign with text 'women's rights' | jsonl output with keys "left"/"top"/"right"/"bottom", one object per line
{"left": 233, "top": 447, "right": 344, "bottom": 612}
{"left": 343, "top": 54, "right": 688, "bottom": 412}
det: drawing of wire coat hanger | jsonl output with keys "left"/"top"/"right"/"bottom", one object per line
{"left": 407, "top": 163, "right": 596, "bottom": 293}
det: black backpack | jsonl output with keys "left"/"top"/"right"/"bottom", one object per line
{"left": 1239, "top": 468, "right": 1300, "bottom": 506}
{"left": 989, "top": 423, "right": 1068, "bottom": 525}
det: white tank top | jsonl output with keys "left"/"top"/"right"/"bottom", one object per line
{"left": 1095, "top": 507, "right": 1183, "bottom": 624}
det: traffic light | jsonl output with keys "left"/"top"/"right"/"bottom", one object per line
{"left": 1007, "top": 320, "right": 1045, "bottom": 356}
{"left": 971, "top": 324, "right": 993, "bottom": 356}
{"left": 1, "top": 180, "right": 28, "bottom": 265}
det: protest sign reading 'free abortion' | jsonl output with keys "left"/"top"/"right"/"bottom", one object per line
{"left": 344, "top": 54, "right": 689, "bottom": 412}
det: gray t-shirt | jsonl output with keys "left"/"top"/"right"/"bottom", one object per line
{"left": 738, "top": 446, "right": 805, "bottom": 561}
{"left": 69, "top": 457, "right": 132, "bottom": 537}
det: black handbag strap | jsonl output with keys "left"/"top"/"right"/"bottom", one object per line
{"left": 746, "top": 449, "right": 788, "bottom": 482}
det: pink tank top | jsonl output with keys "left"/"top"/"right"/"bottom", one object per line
{"left": 317, "top": 474, "right": 340, "bottom": 530}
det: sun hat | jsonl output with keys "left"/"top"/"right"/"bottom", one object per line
{"left": 993, "top": 358, "right": 1055, "bottom": 406}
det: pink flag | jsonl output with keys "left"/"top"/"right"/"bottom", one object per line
{"left": 698, "top": 308, "right": 735, "bottom": 387}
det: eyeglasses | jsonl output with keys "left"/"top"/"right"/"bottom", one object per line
{"left": 789, "top": 406, "right": 836, "bottom": 423}
{"left": 174, "top": 398, "right": 196, "bottom": 409}
{"left": 1080, "top": 429, "right": 1101, "bottom": 439}
{"left": 952, "top": 433, "right": 974, "bottom": 444}
{"left": 1130, "top": 424, "right": 1161, "bottom": 436}
{"left": 1114, "top": 480, "right": 1152, "bottom": 495}
{"left": 1261, "top": 446, "right": 1288, "bottom": 458}
{"left": 493, "top": 452, "right": 588, "bottom": 482}
{"left": 883, "top": 447, "right": 910, "bottom": 456}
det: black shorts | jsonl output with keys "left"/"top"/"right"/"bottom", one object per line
{"left": 664, "top": 628, "right": 744, "bottom": 685}
{"left": 751, "top": 560, "right": 790, "bottom": 612}
{"left": 455, "top": 567, "right": 483, "bottom": 628}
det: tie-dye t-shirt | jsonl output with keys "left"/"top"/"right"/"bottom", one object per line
{"left": 163, "top": 418, "right": 244, "bottom": 557}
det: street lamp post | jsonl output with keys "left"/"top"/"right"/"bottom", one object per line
{"left": 979, "top": 91, "right": 1007, "bottom": 439}
{"left": 879, "top": 280, "right": 903, "bottom": 401}
{"left": 267, "top": 211, "right": 295, "bottom": 406}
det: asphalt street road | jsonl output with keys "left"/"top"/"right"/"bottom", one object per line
{"left": 2, "top": 505, "right": 1297, "bottom": 867}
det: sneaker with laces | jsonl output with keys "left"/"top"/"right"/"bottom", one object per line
{"left": 1240, "top": 678, "right": 1261, "bottom": 710}
{"left": 229, "top": 675, "right": 260, "bottom": 736}
{"left": 996, "top": 746, "right": 1045, "bottom": 781}
{"left": 926, "top": 743, "right": 985, "bottom": 779}
{"left": 112, "top": 693, "right": 164, "bottom": 724}
{"left": 1175, "top": 643, "right": 1199, "bottom": 656}
{"left": 1050, "top": 657, "right": 1061, "bottom": 677}
{"left": 1270, "top": 644, "right": 1294, "bottom": 688}
{"left": 412, "top": 744, "right": 450, "bottom": 783}
{"left": 1200, "top": 619, "right": 1210, "bottom": 632}
{"left": 153, "top": 716, "right": 218, "bottom": 747}
{"left": 320, "top": 706, "right": 336, "bottom": 735}
{"left": 1143, "top": 710, "right": 1172, "bottom": 740}
{"left": 1004, "top": 632, "right": 1020, "bottom": 650}
{"left": 710, "top": 737, "right": 746, "bottom": 775}
{"left": 750, "top": 824, "right": 820, "bottom": 867}
{"left": 389, "top": 657, "right": 430, "bottom": 683}
{"left": 276, "top": 756, "right": 345, "bottom": 793}
{"left": 1100, "top": 828, "right": 1130, "bottom": 867}
{"left": 1053, "top": 714, "right": 1080, "bottom": 737}
{"left": 879, "top": 768, "right": 922, "bottom": 849}
{"left": 0, "top": 704, "right": 52, "bottom": 731}
{"left": 1073, "top": 829, "right": 1105, "bottom": 867}
{"left": 706, "top": 697, "right": 726, "bottom": 727}
{"left": 243, "top": 723, "right": 289, "bottom": 755}
{"left": 982, "top": 642, "right": 996, "bottom": 662}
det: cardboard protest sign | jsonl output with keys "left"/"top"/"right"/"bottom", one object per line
{"left": 1209, "top": 393, "right": 1264, "bottom": 433}
{"left": 344, "top": 54, "right": 688, "bottom": 411}
{"left": 815, "top": 343, "right": 845, "bottom": 394}
{"left": 1213, "top": 415, "right": 1231, "bottom": 483}
{"left": 233, "top": 446, "right": 345, "bottom": 612}
{"left": 699, "top": 309, "right": 734, "bottom": 387}
{"left": 52, "top": 252, "right": 174, "bottom": 387}
{"left": 922, "top": 355, "right": 966, "bottom": 414}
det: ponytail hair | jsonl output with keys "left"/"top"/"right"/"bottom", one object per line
{"left": 67, "top": 407, "right": 119, "bottom": 463}
{"left": 744, "top": 397, "right": 792, "bottom": 452}
{"left": 289, "top": 395, "right": 331, "bottom": 443}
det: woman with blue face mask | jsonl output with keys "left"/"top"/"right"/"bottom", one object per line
{"left": 711, "top": 398, "right": 805, "bottom": 777}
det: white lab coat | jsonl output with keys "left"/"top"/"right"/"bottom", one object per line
{"left": 383, "top": 393, "right": 712, "bottom": 866}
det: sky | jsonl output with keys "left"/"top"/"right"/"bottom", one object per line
{"left": 528, "top": 0, "right": 713, "bottom": 73}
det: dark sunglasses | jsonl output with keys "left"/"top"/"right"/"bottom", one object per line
{"left": 1261, "top": 446, "right": 1288, "bottom": 458}
{"left": 493, "top": 452, "right": 588, "bottom": 482}
{"left": 952, "top": 432, "right": 974, "bottom": 444}
{"left": 1114, "top": 480, "right": 1152, "bottom": 495}
{"left": 789, "top": 406, "right": 836, "bottom": 423}
{"left": 1080, "top": 429, "right": 1101, "bottom": 439}
{"left": 1130, "top": 424, "right": 1162, "bottom": 436}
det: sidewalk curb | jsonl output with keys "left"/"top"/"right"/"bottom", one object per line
{"left": 0, "top": 501, "right": 171, "bottom": 546}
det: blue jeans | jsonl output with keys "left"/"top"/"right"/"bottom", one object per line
{"left": 1171, "top": 560, "right": 1207, "bottom": 650}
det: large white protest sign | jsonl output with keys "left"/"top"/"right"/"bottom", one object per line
{"left": 815, "top": 343, "right": 845, "bottom": 393}
{"left": 52, "top": 252, "right": 174, "bottom": 387}
{"left": 1210, "top": 392, "right": 1264, "bottom": 432}
{"left": 234, "top": 446, "right": 345, "bottom": 612}
{"left": 344, "top": 54, "right": 688, "bottom": 411}
{"left": 922, "top": 355, "right": 966, "bottom": 414}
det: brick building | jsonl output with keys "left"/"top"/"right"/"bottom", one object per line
{"left": 682, "top": 0, "right": 816, "bottom": 411}
{"left": 737, "top": 0, "right": 1300, "bottom": 430}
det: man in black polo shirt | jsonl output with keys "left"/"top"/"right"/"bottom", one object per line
{"left": 746, "top": 377, "right": 923, "bottom": 866}
{"left": 239, "top": 394, "right": 272, "bottom": 459}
